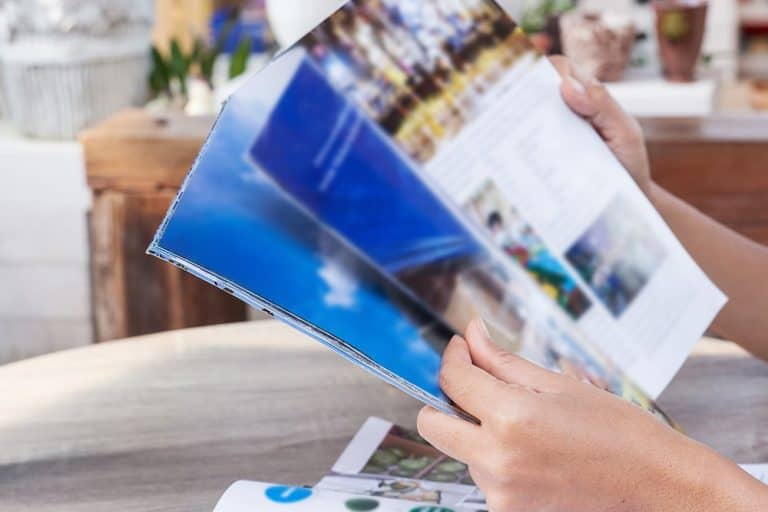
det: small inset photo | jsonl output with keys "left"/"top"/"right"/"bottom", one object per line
{"left": 466, "top": 180, "right": 592, "bottom": 320}
{"left": 566, "top": 197, "right": 667, "bottom": 317}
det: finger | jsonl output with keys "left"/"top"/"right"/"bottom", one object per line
{"left": 440, "top": 336, "right": 521, "bottom": 419}
{"left": 560, "top": 74, "right": 640, "bottom": 149}
{"left": 548, "top": 55, "right": 570, "bottom": 78}
{"left": 465, "top": 318, "right": 562, "bottom": 392}
{"left": 417, "top": 406, "right": 483, "bottom": 463}
{"left": 551, "top": 56, "right": 595, "bottom": 115}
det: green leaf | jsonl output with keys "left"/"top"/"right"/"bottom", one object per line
{"left": 149, "top": 46, "right": 171, "bottom": 96}
{"left": 190, "top": 39, "right": 205, "bottom": 67}
{"left": 229, "top": 37, "right": 252, "bottom": 80}
{"left": 200, "top": 51, "right": 217, "bottom": 86}
{"left": 169, "top": 39, "right": 190, "bottom": 96}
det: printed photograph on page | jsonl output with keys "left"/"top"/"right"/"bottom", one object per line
{"left": 318, "top": 418, "right": 485, "bottom": 509}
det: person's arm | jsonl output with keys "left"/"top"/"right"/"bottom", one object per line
{"left": 419, "top": 320, "right": 768, "bottom": 512}
{"left": 553, "top": 56, "right": 768, "bottom": 361}
{"left": 651, "top": 185, "right": 768, "bottom": 360}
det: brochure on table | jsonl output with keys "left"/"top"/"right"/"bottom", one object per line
{"left": 210, "top": 418, "right": 768, "bottom": 512}
{"left": 150, "top": 0, "right": 725, "bottom": 424}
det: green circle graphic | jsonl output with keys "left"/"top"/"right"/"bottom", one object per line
{"left": 410, "top": 507, "right": 455, "bottom": 512}
{"left": 345, "top": 498, "right": 380, "bottom": 512}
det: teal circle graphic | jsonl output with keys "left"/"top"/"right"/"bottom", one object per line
{"left": 265, "top": 485, "right": 313, "bottom": 504}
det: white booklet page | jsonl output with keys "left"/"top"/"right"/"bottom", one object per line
{"left": 421, "top": 56, "right": 726, "bottom": 398}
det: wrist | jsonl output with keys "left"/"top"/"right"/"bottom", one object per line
{"left": 646, "top": 180, "right": 663, "bottom": 209}
{"left": 660, "top": 440, "right": 768, "bottom": 512}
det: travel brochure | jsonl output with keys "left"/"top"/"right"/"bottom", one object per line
{"left": 150, "top": 0, "right": 724, "bottom": 424}
{"left": 210, "top": 417, "right": 768, "bottom": 512}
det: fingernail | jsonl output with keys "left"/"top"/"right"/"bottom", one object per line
{"left": 567, "top": 76, "right": 587, "bottom": 96}
{"left": 476, "top": 318, "right": 491, "bottom": 339}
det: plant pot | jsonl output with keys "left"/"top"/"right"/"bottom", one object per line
{"left": 560, "top": 11, "right": 635, "bottom": 82}
{"left": 654, "top": 0, "right": 708, "bottom": 83}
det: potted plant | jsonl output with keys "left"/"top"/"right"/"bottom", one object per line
{"left": 520, "top": 0, "right": 575, "bottom": 54}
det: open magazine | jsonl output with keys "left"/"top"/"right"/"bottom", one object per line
{"left": 209, "top": 418, "right": 768, "bottom": 512}
{"left": 150, "top": 0, "right": 725, "bottom": 423}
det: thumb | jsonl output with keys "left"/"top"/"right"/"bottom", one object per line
{"left": 559, "top": 68, "right": 648, "bottom": 184}
{"left": 561, "top": 73, "right": 641, "bottom": 146}
{"left": 464, "top": 318, "right": 560, "bottom": 391}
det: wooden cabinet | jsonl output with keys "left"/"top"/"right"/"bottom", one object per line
{"left": 81, "top": 110, "right": 246, "bottom": 343}
{"left": 642, "top": 116, "right": 768, "bottom": 246}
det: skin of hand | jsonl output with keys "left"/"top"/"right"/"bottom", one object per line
{"left": 418, "top": 319, "right": 768, "bottom": 512}
{"left": 551, "top": 56, "right": 768, "bottom": 362}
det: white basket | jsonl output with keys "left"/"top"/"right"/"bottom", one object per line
{"left": 1, "top": 34, "right": 149, "bottom": 139}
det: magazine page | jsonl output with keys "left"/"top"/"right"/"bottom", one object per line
{"left": 317, "top": 417, "right": 483, "bottom": 509}
{"left": 744, "top": 465, "right": 768, "bottom": 484}
{"left": 210, "top": 471, "right": 768, "bottom": 512}
{"left": 149, "top": 49, "right": 475, "bottom": 420}
{"left": 212, "top": 480, "right": 472, "bottom": 512}
{"left": 249, "top": 0, "right": 725, "bottom": 398}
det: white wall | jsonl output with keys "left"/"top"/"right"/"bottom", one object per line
{"left": 0, "top": 129, "right": 92, "bottom": 364}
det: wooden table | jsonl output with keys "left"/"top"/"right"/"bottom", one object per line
{"left": 1, "top": 321, "right": 767, "bottom": 512}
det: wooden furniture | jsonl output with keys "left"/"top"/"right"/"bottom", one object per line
{"left": 80, "top": 110, "right": 245, "bottom": 343}
{"left": 642, "top": 116, "right": 768, "bottom": 246}
{"left": 0, "top": 321, "right": 766, "bottom": 512}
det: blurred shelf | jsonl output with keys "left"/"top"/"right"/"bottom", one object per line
{"left": 607, "top": 79, "right": 717, "bottom": 117}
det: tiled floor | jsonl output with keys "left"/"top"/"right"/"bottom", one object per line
{"left": 0, "top": 128, "right": 93, "bottom": 364}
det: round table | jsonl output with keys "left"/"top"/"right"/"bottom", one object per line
{"left": 2, "top": 321, "right": 767, "bottom": 512}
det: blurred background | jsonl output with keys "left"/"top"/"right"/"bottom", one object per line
{"left": 1, "top": 0, "right": 766, "bottom": 365}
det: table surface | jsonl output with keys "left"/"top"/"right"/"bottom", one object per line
{"left": 2, "top": 321, "right": 767, "bottom": 512}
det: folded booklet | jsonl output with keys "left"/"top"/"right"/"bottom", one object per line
{"left": 150, "top": 0, "right": 725, "bottom": 423}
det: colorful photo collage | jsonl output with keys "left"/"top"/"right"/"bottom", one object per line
{"left": 465, "top": 180, "right": 592, "bottom": 320}
{"left": 318, "top": 418, "right": 485, "bottom": 509}
{"left": 567, "top": 197, "right": 667, "bottom": 318}
{"left": 300, "top": 0, "right": 534, "bottom": 163}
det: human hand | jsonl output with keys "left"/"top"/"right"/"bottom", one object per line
{"left": 418, "top": 319, "right": 766, "bottom": 512}
{"left": 549, "top": 56, "right": 653, "bottom": 199}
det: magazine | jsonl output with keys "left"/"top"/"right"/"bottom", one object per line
{"left": 209, "top": 458, "right": 768, "bottom": 512}
{"left": 211, "top": 480, "right": 462, "bottom": 512}
{"left": 150, "top": 0, "right": 724, "bottom": 423}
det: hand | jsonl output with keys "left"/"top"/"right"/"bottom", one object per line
{"left": 549, "top": 56, "right": 653, "bottom": 199}
{"left": 418, "top": 319, "right": 767, "bottom": 512}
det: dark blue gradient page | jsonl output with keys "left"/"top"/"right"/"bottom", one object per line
{"left": 153, "top": 52, "right": 454, "bottom": 401}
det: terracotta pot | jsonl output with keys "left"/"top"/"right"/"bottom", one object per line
{"left": 654, "top": 0, "right": 708, "bottom": 82}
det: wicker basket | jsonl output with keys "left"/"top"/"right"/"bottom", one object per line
{"left": 0, "top": 34, "right": 149, "bottom": 139}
